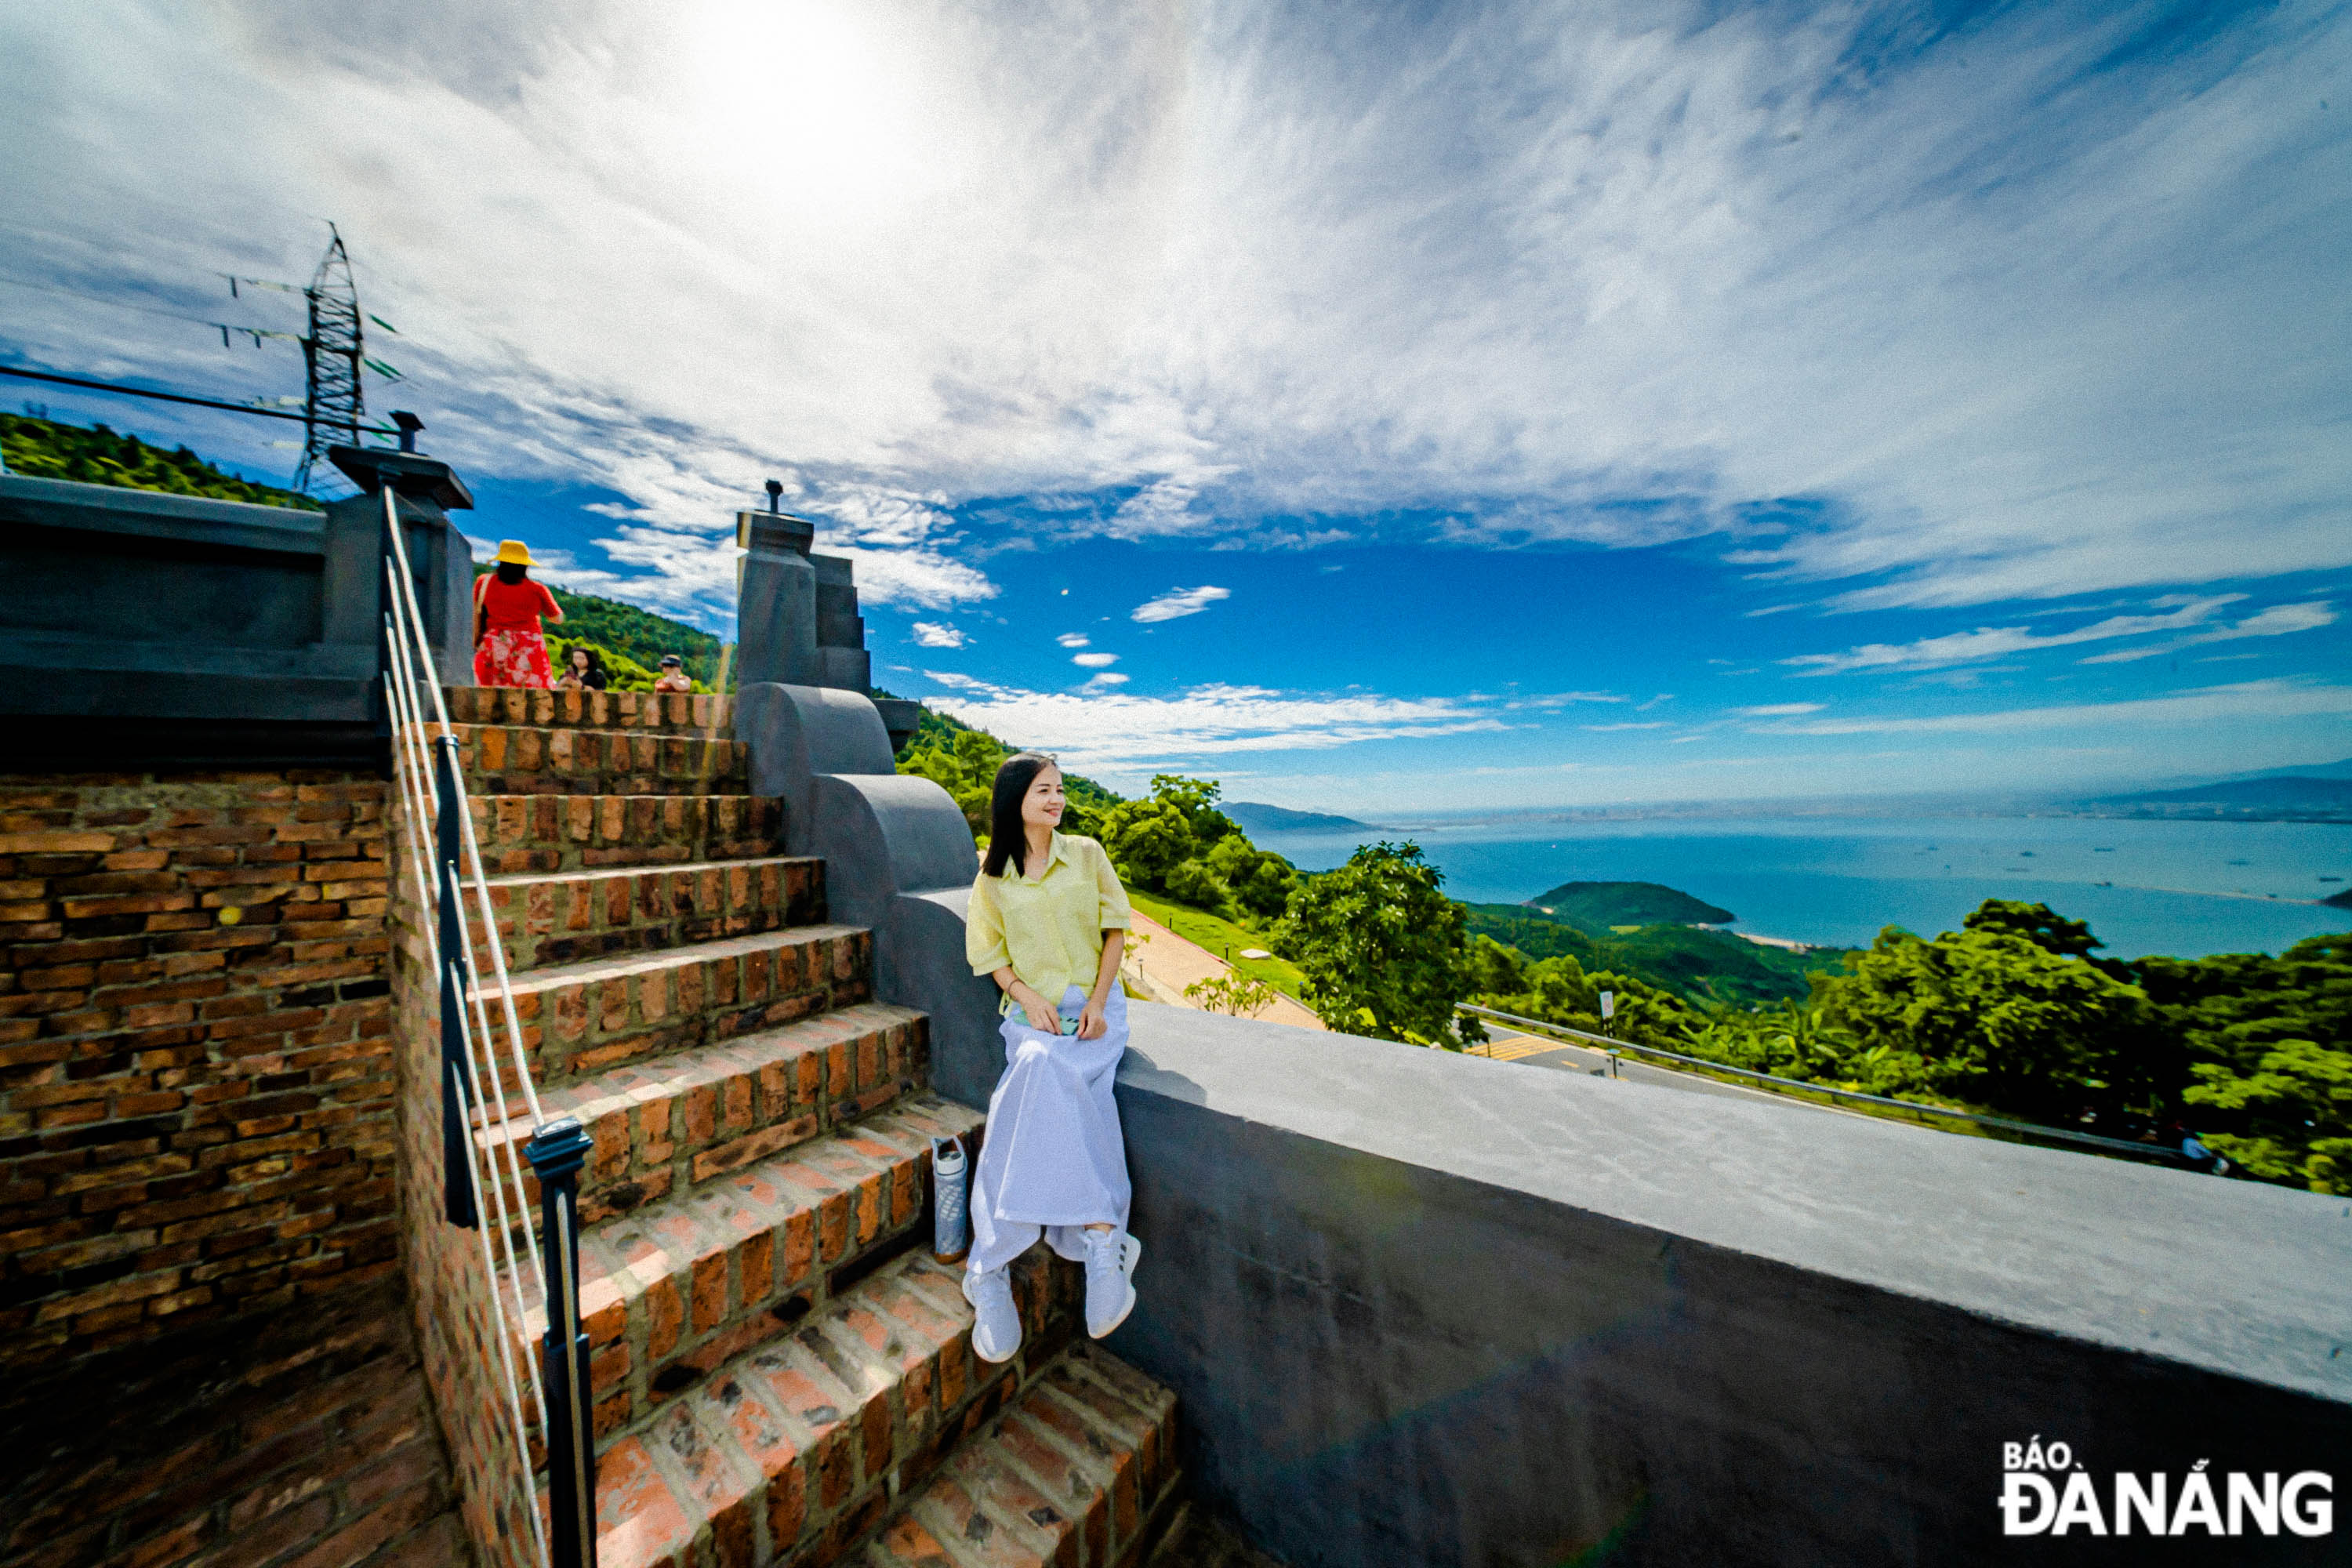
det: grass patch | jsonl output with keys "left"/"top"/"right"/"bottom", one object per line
{"left": 1127, "top": 891, "right": 1311, "bottom": 1004}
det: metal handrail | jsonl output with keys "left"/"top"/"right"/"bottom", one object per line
{"left": 378, "top": 485, "right": 595, "bottom": 1567}
{"left": 1454, "top": 1003, "right": 2194, "bottom": 1165}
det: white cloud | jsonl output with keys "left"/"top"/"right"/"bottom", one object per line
{"left": 1519, "top": 691, "right": 1626, "bottom": 709}
{"left": 909, "top": 621, "right": 966, "bottom": 648}
{"left": 1581, "top": 721, "right": 1669, "bottom": 731}
{"left": 1055, "top": 633, "right": 1091, "bottom": 648}
{"left": 920, "top": 676, "right": 1506, "bottom": 768}
{"left": 1084, "top": 671, "right": 1129, "bottom": 688}
{"left": 2076, "top": 601, "right": 2336, "bottom": 664}
{"left": 1748, "top": 679, "right": 2352, "bottom": 737}
{"left": 1072, "top": 651, "right": 1118, "bottom": 668}
{"left": 1130, "top": 586, "right": 1231, "bottom": 624}
{"left": 1784, "top": 597, "right": 2245, "bottom": 675}
{"left": 1733, "top": 703, "right": 1824, "bottom": 717}
{"left": 1, "top": 2, "right": 2344, "bottom": 614}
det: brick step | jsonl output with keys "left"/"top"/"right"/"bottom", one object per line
{"left": 476, "top": 1001, "right": 930, "bottom": 1232}
{"left": 503, "top": 1096, "right": 986, "bottom": 1455}
{"left": 585, "top": 1253, "right": 1173, "bottom": 1568}
{"left": 470, "top": 793, "right": 782, "bottom": 873}
{"left": 470, "top": 924, "right": 872, "bottom": 1088}
{"left": 448, "top": 685, "right": 736, "bottom": 735}
{"left": 474, "top": 857, "right": 825, "bottom": 974}
{"left": 452, "top": 722, "right": 750, "bottom": 797}
{"left": 860, "top": 1342, "right": 1182, "bottom": 1568}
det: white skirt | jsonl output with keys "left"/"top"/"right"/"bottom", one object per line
{"left": 966, "top": 983, "right": 1131, "bottom": 1273}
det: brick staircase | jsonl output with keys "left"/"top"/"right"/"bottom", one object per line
{"left": 437, "top": 687, "right": 1192, "bottom": 1568}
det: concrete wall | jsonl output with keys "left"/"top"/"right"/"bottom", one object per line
{"left": 0, "top": 474, "right": 471, "bottom": 768}
{"left": 1102, "top": 1005, "right": 2351, "bottom": 1567}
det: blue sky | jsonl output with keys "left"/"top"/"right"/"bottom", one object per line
{"left": 3, "top": 1, "right": 2347, "bottom": 811}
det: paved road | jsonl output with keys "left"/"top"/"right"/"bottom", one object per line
{"left": 1475, "top": 1027, "right": 1867, "bottom": 1120}
{"left": 1123, "top": 911, "right": 1325, "bottom": 1030}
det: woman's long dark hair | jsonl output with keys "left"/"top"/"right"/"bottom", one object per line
{"left": 982, "top": 752, "right": 1056, "bottom": 879}
{"left": 495, "top": 561, "right": 528, "bottom": 585}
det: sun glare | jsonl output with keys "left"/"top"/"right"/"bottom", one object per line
{"left": 669, "top": 0, "right": 951, "bottom": 215}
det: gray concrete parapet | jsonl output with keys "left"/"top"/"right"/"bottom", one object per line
{"left": 1106, "top": 1003, "right": 2352, "bottom": 1566}
{"left": 0, "top": 472, "right": 470, "bottom": 767}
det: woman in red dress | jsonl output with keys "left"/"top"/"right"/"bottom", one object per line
{"left": 473, "top": 540, "right": 564, "bottom": 688}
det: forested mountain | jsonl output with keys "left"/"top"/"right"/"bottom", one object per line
{"left": 1523, "top": 880, "right": 1736, "bottom": 928}
{"left": 0, "top": 412, "right": 319, "bottom": 509}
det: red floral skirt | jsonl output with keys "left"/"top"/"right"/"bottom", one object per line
{"left": 474, "top": 629, "right": 553, "bottom": 689}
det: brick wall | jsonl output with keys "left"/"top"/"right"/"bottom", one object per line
{"left": 0, "top": 771, "right": 399, "bottom": 1363}
{"left": 1, "top": 1277, "right": 469, "bottom": 1568}
{"left": 389, "top": 859, "right": 540, "bottom": 1568}
{"left": 0, "top": 770, "right": 471, "bottom": 1567}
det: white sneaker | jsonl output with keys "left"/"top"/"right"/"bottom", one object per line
{"left": 1082, "top": 1229, "right": 1141, "bottom": 1339}
{"left": 963, "top": 1264, "right": 1022, "bottom": 1363}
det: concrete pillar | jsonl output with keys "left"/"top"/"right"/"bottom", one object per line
{"left": 323, "top": 445, "right": 477, "bottom": 689}
{"left": 735, "top": 512, "right": 819, "bottom": 688}
{"left": 321, "top": 489, "right": 474, "bottom": 688}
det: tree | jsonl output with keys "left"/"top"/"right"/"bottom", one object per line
{"left": 1095, "top": 792, "right": 1198, "bottom": 891}
{"left": 1206, "top": 833, "right": 1299, "bottom": 920}
{"left": 1279, "top": 842, "right": 1469, "bottom": 1043}
{"left": 1095, "top": 775, "right": 1273, "bottom": 909}
{"left": 1466, "top": 946, "right": 1694, "bottom": 1051}
{"left": 1184, "top": 972, "right": 1277, "bottom": 1018}
{"left": 1163, "top": 857, "right": 1234, "bottom": 915}
{"left": 1816, "top": 924, "right": 2161, "bottom": 1124}
{"left": 1964, "top": 899, "right": 2131, "bottom": 980}
{"left": 2185, "top": 1037, "right": 2352, "bottom": 1193}
{"left": 2144, "top": 931, "right": 2352, "bottom": 1193}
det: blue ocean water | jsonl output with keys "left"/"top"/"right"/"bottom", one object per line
{"left": 1250, "top": 816, "right": 2352, "bottom": 960}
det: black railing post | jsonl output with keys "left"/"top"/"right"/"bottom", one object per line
{"left": 434, "top": 735, "right": 479, "bottom": 1229}
{"left": 528, "top": 1117, "right": 597, "bottom": 1568}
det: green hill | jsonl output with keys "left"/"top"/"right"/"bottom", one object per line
{"left": 879, "top": 689, "right": 1122, "bottom": 820}
{"left": 1524, "top": 880, "right": 1735, "bottom": 929}
{"left": 0, "top": 412, "right": 320, "bottom": 510}
{"left": 1461, "top": 902, "right": 1845, "bottom": 1007}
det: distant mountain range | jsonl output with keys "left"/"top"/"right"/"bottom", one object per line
{"left": 2212, "top": 757, "right": 2352, "bottom": 784}
{"left": 2082, "top": 760, "right": 2352, "bottom": 819}
{"left": 1225, "top": 802, "right": 1380, "bottom": 834}
{"left": 2091, "top": 776, "right": 2352, "bottom": 808}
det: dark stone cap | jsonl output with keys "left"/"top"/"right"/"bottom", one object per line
{"left": 739, "top": 510, "right": 815, "bottom": 557}
{"left": 328, "top": 446, "right": 475, "bottom": 510}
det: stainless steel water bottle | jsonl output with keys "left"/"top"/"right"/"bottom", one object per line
{"left": 931, "top": 1134, "right": 969, "bottom": 1264}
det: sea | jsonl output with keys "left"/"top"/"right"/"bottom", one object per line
{"left": 1246, "top": 815, "right": 2352, "bottom": 960}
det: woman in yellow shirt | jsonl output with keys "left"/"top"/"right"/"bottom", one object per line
{"left": 960, "top": 752, "right": 1142, "bottom": 1363}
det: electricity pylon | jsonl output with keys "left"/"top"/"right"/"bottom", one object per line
{"left": 291, "top": 226, "right": 365, "bottom": 494}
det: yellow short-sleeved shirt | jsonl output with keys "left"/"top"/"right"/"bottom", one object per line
{"left": 967, "top": 833, "right": 1132, "bottom": 1014}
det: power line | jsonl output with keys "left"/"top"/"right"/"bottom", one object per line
{"left": 0, "top": 364, "right": 397, "bottom": 434}
{"left": 3, "top": 226, "right": 415, "bottom": 491}
{"left": 0, "top": 273, "right": 292, "bottom": 343}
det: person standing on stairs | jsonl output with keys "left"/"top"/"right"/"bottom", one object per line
{"left": 472, "top": 539, "right": 564, "bottom": 688}
{"left": 960, "top": 752, "right": 1143, "bottom": 1364}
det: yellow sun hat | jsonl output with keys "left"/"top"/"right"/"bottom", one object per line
{"left": 494, "top": 539, "right": 534, "bottom": 566}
